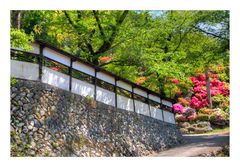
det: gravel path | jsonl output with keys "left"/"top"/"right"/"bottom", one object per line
{"left": 150, "top": 132, "right": 229, "bottom": 157}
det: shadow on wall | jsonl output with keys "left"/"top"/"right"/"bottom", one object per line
{"left": 96, "top": 87, "right": 115, "bottom": 107}
{"left": 42, "top": 67, "right": 69, "bottom": 91}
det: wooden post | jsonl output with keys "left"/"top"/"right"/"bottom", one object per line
{"left": 147, "top": 92, "right": 151, "bottom": 117}
{"left": 69, "top": 58, "right": 73, "bottom": 91}
{"left": 94, "top": 69, "right": 97, "bottom": 101}
{"left": 160, "top": 99, "right": 165, "bottom": 122}
{"left": 132, "top": 86, "right": 136, "bottom": 113}
{"left": 38, "top": 44, "right": 44, "bottom": 81}
{"left": 114, "top": 77, "right": 118, "bottom": 108}
{"left": 172, "top": 102, "right": 177, "bottom": 124}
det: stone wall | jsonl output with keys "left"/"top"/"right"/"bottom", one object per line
{"left": 11, "top": 79, "right": 183, "bottom": 156}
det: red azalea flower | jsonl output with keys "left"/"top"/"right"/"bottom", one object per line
{"left": 52, "top": 67, "right": 61, "bottom": 71}
{"left": 171, "top": 78, "right": 180, "bottom": 84}
{"left": 99, "top": 56, "right": 113, "bottom": 63}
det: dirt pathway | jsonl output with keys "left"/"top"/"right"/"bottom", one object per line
{"left": 150, "top": 132, "right": 229, "bottom": 157}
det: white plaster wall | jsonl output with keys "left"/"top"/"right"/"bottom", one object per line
{"left": 96, "top": 72, "right": 115, "bottom": 85}
{"left": 163, "top": 110, "right": 175, "bottom": 124}
{"left": 162, "top": 99, "right": 173, "bottom": 107}
{"left": 96, "top": 86, "right": 115, "bottom": 107}
{"left": 71, "top": 78, "right": 94, "bottom": 98}
{"left": 117, "top": 95, "right": 134, "bottom": 112}
{"left": 72, "top": 61, "right": 95, "bottom": 76}
{"left": 11, "top": 60, "right": 39, "bottom": 80}
{"left": 30, "top": 43, "right": 40, "bottom": 54}
{"left": 116, "top": 80, "right": 132, "bottom": 92}
{"left": 134, "top": 100, "right": 150, "bottom": 116}
{"left": 133, "top": 88, "right": 147, "bottom": 98}
{"left": 149, "top": 94, "right": 161, "bottom": 103}
{"left": 150, "top": 106, "right": 163, "bottom": 121}
{"left": 43, "top": 47, "right": 70, "bottom": 66}
{"left": 42, "top": 67, "right": 70, "bottom": 91}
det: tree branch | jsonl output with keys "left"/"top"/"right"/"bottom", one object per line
{"left": 92, "top": 10, "right": 107, "bottom": 41}
{"left": 193, "top": 25, "right": 228, "bottom": 41}
{"left": 64, "top": 11, "right": 95, "bottom": 56}
{"left": 64, "top": 11, "right": 78, "bottom": 29}
{"left": 94, "top": 10, "right": 129, "bottom": 56}
{"left": 173, "top": 27, "right": 194, "bottom": 52}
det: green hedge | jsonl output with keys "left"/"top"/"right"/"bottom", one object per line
{"left": 197, "top": 114, "right": 209, "bottom": 121}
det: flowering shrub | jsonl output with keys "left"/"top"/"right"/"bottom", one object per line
{"left": 198, "top": 108, "right": 214, "bottom": 115}
{"left": 188, "top": 112, "right": 197, "bottom": 121}
{"left": 212, "top": 94, "right": 230, "bottom": 112}
{"left": 178, "top": 97, "right": 190, "bottom": 107}
{"left": 173, "top": 103, "right": 184, "bottom": 113}
{"left": 197, "top": 113, "right": 209, "bottom": 121}
{"left": 190, "top": 73, "right": 229, "bottom": 109}
{"left": 209, "top": 111, "right": 228, "bottom": 125}
{"left": 174, "top": 106, "right": 196, "bottom": 122}
{"left": 176, "top": 114, "right": 188, "bottom": 122}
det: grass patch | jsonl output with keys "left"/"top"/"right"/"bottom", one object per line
{"left": 205, "top": 126, "right": 229, "bottom": 135}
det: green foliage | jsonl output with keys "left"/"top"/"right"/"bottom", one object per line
{"left": 85, "top": 95, "right": 96, "bottom": 108}
{"left": 197, "top": 113, "right": 209, "bottom": 121}
{"left": 209, "top": 108, "right": 229, "bottom": 125}
{"left": 10, "top": 76, "right": 17, "bottom": 86}
{"left": 12, "top": 10, "right": 229, "bottom": 99}
{"left": 212, "top": 94, "right": 229, "bottom": 113}
{"left": 10, "top": 28, "right": 34, "bottom": 51}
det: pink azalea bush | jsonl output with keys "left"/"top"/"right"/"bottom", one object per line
{"left": 189, "top": 73, "right": 229, "bottom": 109}
{"left": 173, "top": 103, "right": 184, "bottom": 113}
{"left": 175, "top": 107, "right": 196, "bottom": 122}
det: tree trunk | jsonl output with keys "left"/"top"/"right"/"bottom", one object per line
{"left": 205, "top": 67, "right": 212, "bottom": 108}
{"left": 11, "top": 10, "right": 21, "bottom": 29}
{"left": 158, "top": 77, "right": 166, "bottom": 97}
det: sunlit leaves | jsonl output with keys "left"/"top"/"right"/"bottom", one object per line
{"left": 13, "top": 10, "right": 229, "bottom": 99}
{"left": 10, "top": 28, "right": 34, "bottom": 51}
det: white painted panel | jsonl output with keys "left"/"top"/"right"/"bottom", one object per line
{"left": 162, "top": 99, "right": 173, "bottom": 107}
{"left": 134, "top": 100, "right": 150, "bottom": 116}
{"left": 116, "top": 80, "right": 132, "bottom": 92}
{"left": 96, "top": 86, "right": 115, "bottom": 107}
{"left": 149, "top": 94, "right": 161, "bottom": 103}
{"left": 96, "top": 72, "right": 115, "bottom": 85}
{"left": 72, "top": 61, "right": 95, "bottom": 76}
{"left": 133, "top": 88, "right": 147, "bottom": 98}
{"left": 11, "top": 60, "right": 39, "bottom": 80}
{"left": 30, "top": 43, "right": 40, "bottom": 54}
{"left": 150, "top": 106, "right": 163, "bottom": 121}
{"left": 117, "top": 95, "right": 134, "bottom": 112}
{"left": 71, "top": 78, "right": 94, "bottom": 98}
{"left": 42, "top": 67, "right": 70, "bottom": 91}
{"left": 163, "top": 110, "right": 175, "bottom": 124}
{"left": 43, "top": 47, "right": 70, "bottom": 66}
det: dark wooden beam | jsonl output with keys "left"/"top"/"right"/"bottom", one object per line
{"left": 69, "top": 58, "right": 73, "bottom": 91}
{"left": 38, "top": 44, "right": 44, "bottom": 81}
{"left": 132, "top": 86, "right": 136, "bottom": 113}
{"left": 94, "top": 69, "right": 97, "bottom": 101}
{"left": 114, "top": 77, "right": 118, "bottom": 108}
{"left": 147, "top": 92, "right": 151, "bottom": 117}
